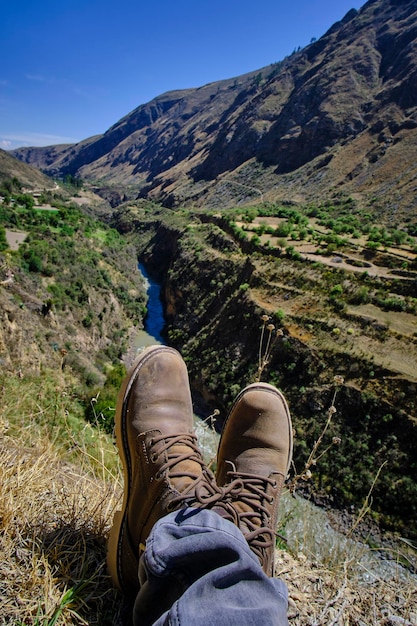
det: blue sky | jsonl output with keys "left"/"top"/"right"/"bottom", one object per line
{"left": 1, "top": 0, "right": 366, "bottom": 150}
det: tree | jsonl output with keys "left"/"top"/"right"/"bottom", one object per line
{"left": 274, "top": 222, "right": 292, "bottom": 237}
{"left": 16, "top": 194, "right": 34, "bottom": 210}
{"left": 0, "top": 225, "right": 8, "bottom": 251}
{"left": 63, "top": 173, "right": 83, "bottom": 188}
{"left": 242, "top": 208, "right": 257, "bottom": 223}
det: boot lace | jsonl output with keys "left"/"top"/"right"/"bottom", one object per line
{"left": 223, "top": 465, "right": 280, "bottom": 567}
{"left": 149, "top": 432, "right": 240, "bottom": 511}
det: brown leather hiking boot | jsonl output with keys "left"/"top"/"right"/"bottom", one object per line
{"left": 216, "top": 382, "right": 293, "bottom": 576}
{"left": 107, "top": 345, "right": 221, "bottom": 598}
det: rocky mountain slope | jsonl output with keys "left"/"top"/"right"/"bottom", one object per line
{"left": 12, "top": 0, "right": 417, "bottom": 217}
{"left": 0, "top": 148, "right": 55, "bottom": 190}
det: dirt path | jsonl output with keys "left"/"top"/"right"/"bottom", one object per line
{"left": 299, "top": 250, "right": 411, "bottom": 279}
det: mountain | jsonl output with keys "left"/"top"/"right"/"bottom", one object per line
{"left": 11, "top": 0, "right": 417, "bottom": 217}
{"left": 0, "top": 148, "right": 55, "bottom": 189}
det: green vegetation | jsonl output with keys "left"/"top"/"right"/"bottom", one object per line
{"left": 0, "top": 180, "right": 147, "bottom": 431}
{"left": 1, "top": 365, "right": 119, "bottom": 473}
{"left": 222, "top": 199, "right": 417, "bottom": 263}
{"left": 0, "top": 225, "right": 7, "bottom": 252}
{"left": 1, "top": 188, "right": 146, "bottom": 326}
{"left": 85, "top": 362, "right": 126, "bottom": 433}
{"left": 63, "top": 173, "right": 83, "bottom": 189}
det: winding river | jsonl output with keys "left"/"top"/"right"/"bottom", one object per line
{"left": 134, "top": 263, "right": 415, "bottom": 584}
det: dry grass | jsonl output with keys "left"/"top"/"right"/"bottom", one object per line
{"left": 0, "top": 430, "right": 128, "bottom": 625}
{"left": 0, "top": 368, "right": 125, "bottom": 625}
{"left": 277, "top": 549, "right": 417, "bottom": 625}
{"left": 0, "top": 439, "right": 121, "bottom": 625}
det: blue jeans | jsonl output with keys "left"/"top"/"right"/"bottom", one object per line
{"left": 133, "top": 508, "right": 289, "bottom": 625}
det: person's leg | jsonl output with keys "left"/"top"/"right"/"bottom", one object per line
{"left": 216, "top": 382, "right": 293, "bottom": 576}
{"left": 133, "top": 508, "right": 289, "bottom": 626}
{"left": 107, "top": 345, "right": 225, "bottom": 599}
{"left": 107, "top": 347, "right": 292, "bottom": 624}
{"left": 130, "top": 379, "right": 293, "bottom": 625}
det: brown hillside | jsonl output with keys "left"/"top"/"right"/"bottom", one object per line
{"left": 11, "top": 0, "right": 417, "bottom": 218}
{"left": 0, "top": 149, "right": 56, "bottom": 190}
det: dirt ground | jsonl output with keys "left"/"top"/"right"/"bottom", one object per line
{"left": 238, "top": 217, "right": 417, "bottom": 281}
{"left": 5, "top": 229, "right": 27, "bottom": 250}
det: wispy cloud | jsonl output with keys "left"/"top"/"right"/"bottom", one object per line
{"left": 25, "top": 73, "right": 93, "bottom": 99}
{"left": 0, "top": 132, "right": 79, "bottom": 150}
{"left": 25, "top": 73, "right": 52, "bottom": 83}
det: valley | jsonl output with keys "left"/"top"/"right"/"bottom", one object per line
{"left": 2, "top": 178, "right": 416, "bottom": 541}
{"left": 2, "top": 0, "right": 417, "bottom": 621}
{"left": 1, "top": 167, "right": 416, "bottom": 625}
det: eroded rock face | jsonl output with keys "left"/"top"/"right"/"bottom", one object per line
{"left": 11, "top": 0, "right": 417, "bottom": 214}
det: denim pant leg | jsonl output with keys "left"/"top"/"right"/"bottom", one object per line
{"left": 133, "top": 508, "right": 289, "bottom": 626}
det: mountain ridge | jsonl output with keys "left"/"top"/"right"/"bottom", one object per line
{"left": 11, "top": 0, "right": 417, "bottom": 218}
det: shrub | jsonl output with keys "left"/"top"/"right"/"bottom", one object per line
{"left": 22, "top": 248, "right": 43, "bottom": 273}
{"left": 82, "top": 313, "right": 94, "bottom": 328}
{"left": 349, "top": 286, "right": 370, "bottom": 305}
{"left": 330, "top": 284, "right": 343, "bottom": 297}
{"left": 274, "top": 308, "right": 285, "bottom": 324}
{"left": 274, "top": 222, "right": 292, "bottom": 237}
{"left": 0, "top": 225, "right": 8, "bottom": 251}
{"left": 85, "top": 363, "right": 126, "bottom": 433}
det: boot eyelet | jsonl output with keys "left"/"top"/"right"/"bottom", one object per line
{"left": 151, "top": 454, "right": 157, "bottom": 463}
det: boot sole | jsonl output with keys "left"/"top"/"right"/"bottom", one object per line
{"left": 107, "top": 345, "right": 181, "bottom": 594}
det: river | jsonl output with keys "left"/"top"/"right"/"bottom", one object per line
{"left": 138, "top": 263, "right": 165, "bottom": 344}
{"left": 132, "top": 262, "right": 415, "bottom": 585}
